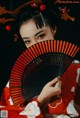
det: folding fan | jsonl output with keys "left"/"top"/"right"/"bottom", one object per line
{"left": 10, "top": 40, "right": 80, "bottom": 105}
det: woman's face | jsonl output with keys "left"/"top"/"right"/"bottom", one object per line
{"left": 19, "top": 19, "right": 55, "bottom": 48}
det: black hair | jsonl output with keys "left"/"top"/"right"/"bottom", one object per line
{"left": 14, "top": 4, "right": 58, "bottom": 34}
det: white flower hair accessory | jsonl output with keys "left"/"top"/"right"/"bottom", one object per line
{"left": 19, "top": 101, "right": 40, "bottom": 118}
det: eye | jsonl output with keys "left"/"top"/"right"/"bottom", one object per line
{"left": 24, "top": 40, "right": 31, "bottom": 44}
{"left": 38, "top": 34, "right": 45, "bottom": 40}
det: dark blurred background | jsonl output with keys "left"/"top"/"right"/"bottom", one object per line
{"left": 0, "top": 0, "right": 80, "bottom": 96}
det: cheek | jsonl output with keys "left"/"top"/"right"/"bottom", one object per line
{"left": 25, "top": 44, "right": 31, "bottom": 48}
{"left": 25, "top": 42, "right": 36, "bottom": 48}
{"left": 44, "top": 32, "right": 54, "bottom": 40}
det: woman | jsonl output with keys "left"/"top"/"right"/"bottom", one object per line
{"left": 0, "top": 4, "right": 80, "bottom": 118}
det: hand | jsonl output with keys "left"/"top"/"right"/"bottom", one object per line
{"left": 38, "top": 76, "right": 62, "bottom": 106}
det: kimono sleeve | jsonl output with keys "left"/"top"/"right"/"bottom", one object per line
{"left": 0, "top": 82, "right": 44, "bottom": 118}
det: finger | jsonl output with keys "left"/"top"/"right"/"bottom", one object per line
{"left": 55, "top": 80, "right": 61, "bottom": 87}
{"left": 60, "top": 81, "right": 62, "bottom": 87}
{"left": 49, "top": 76, "right": 60, "bottom": 86}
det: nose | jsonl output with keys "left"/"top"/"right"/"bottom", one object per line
{"left": 31, "top": 38, "right": 38, "bottom": 45}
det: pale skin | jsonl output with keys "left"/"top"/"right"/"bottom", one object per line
{"left": 19, "top": 19, "right": 61, "bottom": 106}
{"left": 19, "top": 19, "right": 55, "bottom": 48}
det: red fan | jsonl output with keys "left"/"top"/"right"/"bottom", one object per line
{"left": 10, "top": 40, "right": 80, "bottom": 105}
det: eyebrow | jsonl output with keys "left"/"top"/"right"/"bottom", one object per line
{"left": 22, "top": 30, "right": 45, "bottom": 40}
{"left": 35, "top": 30, "right": 45, "bottom": 36}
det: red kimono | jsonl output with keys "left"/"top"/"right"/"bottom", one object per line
{"left": 0, "top": 60, "right": 80, "bottom": 118}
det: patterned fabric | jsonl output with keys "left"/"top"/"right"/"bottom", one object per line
{"left": 0, "top": 61, "right": 80, "bottom": 118}
{"left": 20, "top": 101, "right": 40, "bottom": 118}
